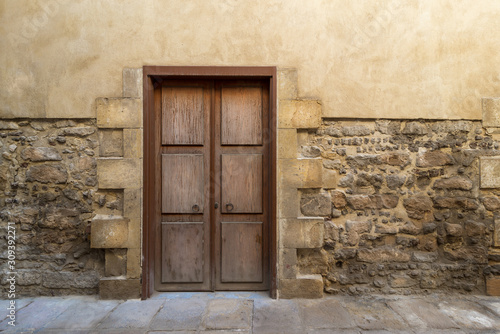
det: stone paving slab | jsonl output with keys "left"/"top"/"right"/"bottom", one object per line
{"left": 253, "top": 299, "right": 304, "bottom": 334}
{"left": 91, "top": 330, "right": 149, "bottom": 334}
{"left": 97, "top": 299, "right": 163, "bottom": 330}
{"left": 476, "top": 299, "right": 500, "bottom": 317}
{"left": 150, "top": 298, "right": 207, "bottom": 331}
{"left": 308, "top": 330, "right": 360, "bottom": 334}
{"left": 299, "top": 298, "right": 356, "bottom": 329}
{"left": 43, "top": 297, "right": 119, "bottom": 330}
{"left": 38, "top": 330, "right": 91, "bottom": 334}
{"left": 437, "top": 299, "right": 500, "bottom": 330}
{"left": 0, "top": 299, "right": 32, "bottom": 324}
{"left": 201, "top": 299, "right": 253, "bottom": 330}
{"left": 342, "top": 297, "right": 407, "bottom": 331}
{"left": 0, "top": 297, "right": 81, "bottom": 332}
{"left": 387, "top": 297, "right": 459, "bottom": 330}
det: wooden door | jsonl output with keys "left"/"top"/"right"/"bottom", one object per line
{"left": 155, "top": 79, "right": 269, "bottom": 291}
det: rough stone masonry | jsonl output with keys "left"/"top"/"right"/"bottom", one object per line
{"left": 297, "top": 119, "right": 500, "bottom": 295}
{"left": 0, "top": 119, "right": 105, "bottom": 296}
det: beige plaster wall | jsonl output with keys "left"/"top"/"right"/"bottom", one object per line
{"left": 1, "top": 0, "right": 500, "bottom": 120}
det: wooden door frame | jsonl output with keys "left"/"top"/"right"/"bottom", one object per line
{"left": 142, "top": 66, "right": 277, "bottom": 299}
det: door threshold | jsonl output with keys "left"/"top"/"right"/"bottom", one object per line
{"left": 150, "top": 291, "right": 271, "bottom": 300}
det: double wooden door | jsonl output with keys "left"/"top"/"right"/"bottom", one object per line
{"left": 154, "top": 79, "right": 270, "bottom": 291}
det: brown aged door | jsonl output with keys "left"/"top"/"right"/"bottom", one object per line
{"left": 153, "top": 78, "right": 270, "bottom": 292}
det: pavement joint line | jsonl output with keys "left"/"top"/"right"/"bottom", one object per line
{"left": 383, "top": 298, "right": 411, "bottom": 329}
{"left": 93, "top": 299, "right": 124, "bottom": 330}
{"left": 469, "top": 297, "right": 500, "bottom": 319}
{"left": 250, "top": 299, "right": 255, "bottom": 334}
{"left": 148, "top": 301, "right": 165, "bottom": 330}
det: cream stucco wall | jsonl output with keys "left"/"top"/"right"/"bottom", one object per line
{"left": 1, "top": 0, "right": 500, "bottom": 120}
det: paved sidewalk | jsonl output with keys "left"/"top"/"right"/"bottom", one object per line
{"left": 0, "top": 292, "right": 499, "bottom": 333}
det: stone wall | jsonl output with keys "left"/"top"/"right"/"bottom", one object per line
{"left": 0, "top": 119, "right": 104, "bottom": 296}
{"left": 293, "top": 119, "right": 500, "bottom": 295}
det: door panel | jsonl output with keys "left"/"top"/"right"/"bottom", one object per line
{"left": 161, "top": 223, "right": 204, "bottom": 283}
{"left": 162, "top": 154, "right": 204, "bottom": 214}
{"left": 155, "top": 79, "right": 269, "bottom": 292}
{"left": 221, "top": 154, "right": 263, "bottom": 213}
{"left": 221, "top": 222, "right": 263, "bottom": 283}
{"left": 221, "top": 87, "right": 263, "bottom": 145}
{"left": 162, "top": 87, "right": 204, "bottom": 145}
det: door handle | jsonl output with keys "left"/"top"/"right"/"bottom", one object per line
{"left": 226, "top": 203, "right": 234, "bottom": 212}
{"left": 192, "top": 204, "right": 200, "bottom": 212}
{"left": 214, "top": 202, "right": 219, "bottom": 209}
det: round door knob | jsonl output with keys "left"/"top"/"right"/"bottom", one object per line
{"left": 192, "top": 204, "right": 200, "bottom": 212}
{"left": 226, "top": 203, "right": 234, "bottom": 212}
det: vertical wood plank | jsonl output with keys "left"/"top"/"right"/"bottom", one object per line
{"left": 162, "top": 87, "right": 204, "bottom": 145}
{"left": 221, "top": 87, "right": 262, "bottom": 145}
{"left": 221, "top": 222, "right": 263, "bottom": 282}
{"left": 221, "top": 154, "right": 263, "bottom": 213}
{"left": 162, "top": 223, "right": 204, "bottom": 283}
{"left": 162, "top": 154, "right": 204, "bottom": 213}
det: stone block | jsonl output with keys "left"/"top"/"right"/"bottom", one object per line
{"left": 279, "top": 248, "right": 298, "bottom": 279}
{"left": 0, "top": 121, "right": 19, "bottom": 130}
{"left": 105, "top": 249, "right": 127, "bottom": 277}
{"left": 341, "top": 125, "right": 372, "bottom": 137}
{"left": 483, "top": 196, "right": 500, "bottom": 211}
{"left": 21, "top": 147, "right": 61, "bottom": 161}
{"left": 278, "top": 100, "right": 322, "bottom": 129}
{"left": 91, "top": 215, "right": 129, "bottom": 248}
{"left": 278, "top": 129, "right": 298, "bottom": 159}
{"left": 378, "top": 152, "right": 410, "bottom": 167}
{"left": 98, "top": 129, "right": 123, "bottom": 157}
{"left": 26, "top": 164, "right": 68, "bottom": 184}
{"left": 124, "top": 188, "right": 142, "bottom": 219}
{"left": 357, "top": 246, "right": 411, "bottom": 263}
{"left": 123, "top": 68, "right": 143, "bottom": 98}
{"left": 127, "top": 247, "right": 141, "bottom": 279}
{"left": 403, "top": 195, "right": 433, "bottom": 219}
{"left": 402, "top": 121, "right": 428, "bottom": 135}
{"left": 389, "top": 274, "right": 418, "bottom": 288}
{"left": 480, "top": 157, "right": 500, "bottom": 188}
{"left": 61, "top": 127, "right": 96, "bottom": 137}
{"left": 96, "top": 97, "right": 143, "bottom": 129}
{"left": 300, "top": 190, "right": 331, "bottom": 217}
{"left": 416, "top": 150, "right": 454, "bottom": 167}
{"left": 42, "top": 271, "right": 75, "bottom": 288}
{"left": 278, "top": 186, "right": 299, "bottom": 218}
{"left": 433, "top": 176, "right": 473, "bottom": 190}
{"left": 278, "top": 68, "right": 298, "bottom": 100}
{"left": 281, "top": 218, "right": 324, "bottom": 249}
{"left": 127, "top": 217, "right": 141, "bottom": 248}
{"left": 99, "top": 277, "right": 141, "bottom": 299}
{"left": 279, "top": 158, "right": 322, "bottom": 188}
{"left": 482, "top": 97, "right": 500, "bottom": 127}
{"left": 97, "top": 158, "right": 141, "bottom": 189}
{"left": 322, "top": 167, "right": 337, "bottom": 189}
{"left": 495, "top": 218, "right": 500, "bottom": 247}
{"left": 280, "top": 274, "right": 323, "bottom": 299}
{"left": 123, "top": 128, "right": 143, "bottom": 158}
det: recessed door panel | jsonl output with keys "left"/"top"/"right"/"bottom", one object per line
{"left": 161, "top": 223, "right": 204, "bottom": 283}
{"left": 221, "top": 154, "right": 263, "bottom": 213}
{"left": 162, "top": 154, "right": 204, "bottom": 213}
{"left": 221, "top": 222, "right": 263, "bottom": 283}
{"left": 221, "top": 87, "right": 262, "bottom": 145}
{"left": 162, "top": 86, "right": 204, "bottom": 145}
